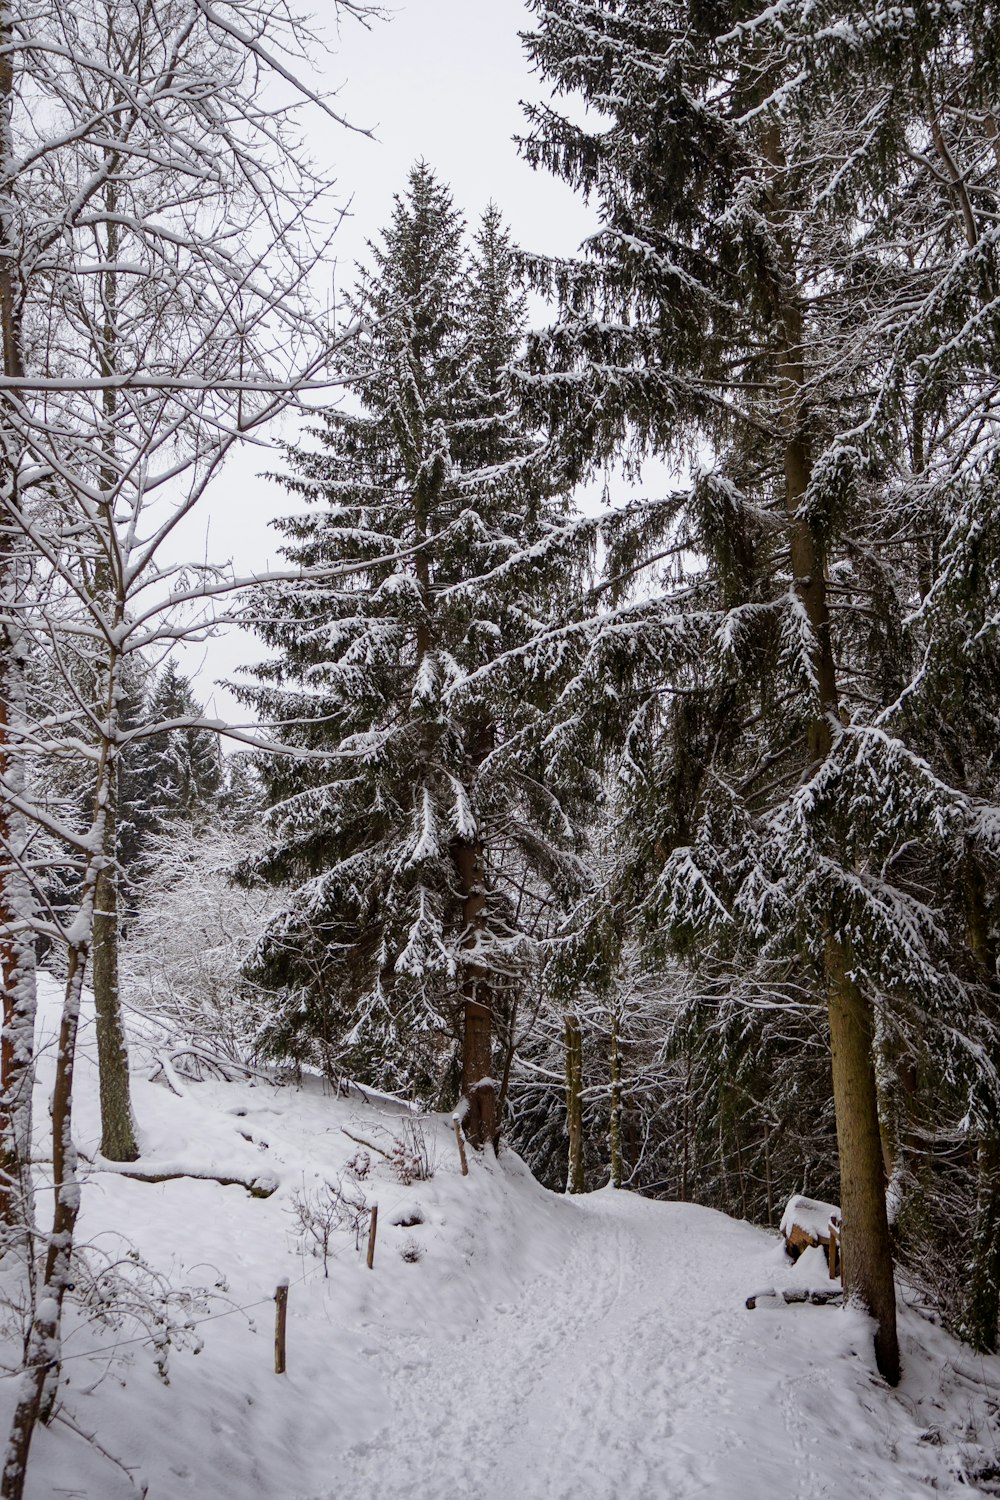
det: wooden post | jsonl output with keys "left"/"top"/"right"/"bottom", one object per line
{"left": 367, "top": 1204, "right": 378, "bottom": 1270}
{"left": 828, "top": 1223, "right": 839, "bottom": 1281}
{"left": 274, "top": 1278, "right": 289, "bottom": 1374}
{"left": 453, "top": 1118, "right": 469, "bottom": 1177}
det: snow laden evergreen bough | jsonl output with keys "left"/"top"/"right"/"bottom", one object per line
{"left": 515, "top": 0, "right": 1000, "bottom": 1379}
{"left": 237, "top": 166, "right": 597, "bottom": 1150}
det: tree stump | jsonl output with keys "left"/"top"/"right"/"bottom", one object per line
{"left": 780, "top": 1194, "right": 841, "bottom": 1278}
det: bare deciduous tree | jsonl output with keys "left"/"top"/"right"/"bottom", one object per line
{"left": 0, "top": 2, "right": 380, "bottom": 1492}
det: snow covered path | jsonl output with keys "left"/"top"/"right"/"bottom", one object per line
{"left": 341, "top": 1192, "right": 749, "bottom": 1500}
{"left": 332, "top": 1174, "right": 979, "bottom": 1500}
{"left": 10, "top": 984, "right": 1000, "bottom": 1500}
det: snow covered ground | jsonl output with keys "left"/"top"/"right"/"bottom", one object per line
{"left": 6, "top": 976, "right": 1000, "bottom": 1499}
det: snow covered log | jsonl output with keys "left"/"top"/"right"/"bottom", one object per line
{"left": 92, "top": 1163, "right": 279, "bottom": 1198}
{"left": 780, "top": 1195, "right": 840, "bottom": 1261}
{"left": 745, "top": 1288, "right": 844, "bottom": 1310}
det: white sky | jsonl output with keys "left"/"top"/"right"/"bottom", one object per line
{"left": 174, "top": 0, "right": 604, "bottom": 724}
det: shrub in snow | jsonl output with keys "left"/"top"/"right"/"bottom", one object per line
{"left": 121, "top": 820, "right": 281, "bottom": 1068}
{"left": 67, "top": 1237, "right": 230, "bottom": 1386}
{"left": 290, "top": 1179, "right": 370, "bottom": 1272}
{"left": 389, "top": 1120, "right": 434, "bottom": 1186}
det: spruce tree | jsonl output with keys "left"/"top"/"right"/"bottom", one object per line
{"left": 237, "top": 166, "right": 589, "bottom": 1147}
{"left": 117, "top": 660, "right": 223, "bottom": 904}
{"left": 140, "top": 662, "right": 223, "bottom": 830}
{"left": 515, "top": 0, "right": 1000, "bottom": 1380}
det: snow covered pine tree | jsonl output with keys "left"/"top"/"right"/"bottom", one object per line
{"left": 515, "top": 0, "right": 1000, "bottom": 1382}
{"left": 239, "top": 165, "right": 591, "bottom": 1150}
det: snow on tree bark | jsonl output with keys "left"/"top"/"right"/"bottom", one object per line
{"left": 0, "top": 0, "right": 378, "bottom": 1489}
{"left": 0, "top": 0, "right": 36, "bottom": 1245}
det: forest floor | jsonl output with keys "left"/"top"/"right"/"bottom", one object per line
{"left": 4, "top": 976, "right": 1000, "bottom": 1498}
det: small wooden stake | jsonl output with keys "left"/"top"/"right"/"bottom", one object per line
{"left": 367, "top": 1203, "right": 378, "bottom": 1269}
{"left": 274, "top": 1278, "right": 289, "bottom": 1374}
{"left": 828, "top": 1223, "right": 839, "bottom": 1281}
{"left": 453, "top": 1118, "right": 469, "bottom": 1177}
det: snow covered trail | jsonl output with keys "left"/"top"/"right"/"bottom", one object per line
{"left": 332, "top": 1169, "right": 981, "bottom": 1500}
{"left": 11, "top": 982, "right": 1000, "bottom": 1500}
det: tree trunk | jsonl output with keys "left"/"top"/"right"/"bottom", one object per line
{"left": 453, "top": 838, "right": 496, "bottom": 1152}
{"left": 2, "top": 658, "right": 118, "bottom": 1497}
{"left": 0, "top": 670, "right": 36, "bottom": 1241}
{"left": 966, "top": 1135, "right": 1000, "bottom": 1353}
{"left": 2, "top": 942, "right": 89, "bottom": 1500}
{"left": 89, "top": 190, "right": 137, "bottom": 1164}
{"left": 91, "top": 757, "right": 138, "bottom": 1161}
{"left": 826, "top": 936, "right": 900, "bottom": 1385}
{"left": 565, "top": 1010, "right": 584, "bottom": 1194}
{"left": 609, "top": 1006, "right": 623, "bottom": 1189}
{"left": 0, "top": 0, "right": 36, "bottom": 1244}
{"left": 681, "top": 1048, "right": 690, "bottom": 1201}
{"left": 873, "top": 1007, "right": 915, "bottom": 1233}
{"left": 763, "top": 117, "right": 900, "bottom": 1386}
{"left": 962, "top": 856, "right": 1000, "bottom": 1351}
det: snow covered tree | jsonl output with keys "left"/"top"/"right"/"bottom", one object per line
{"left": 514, "top": 0, "right": 1000, "bottom": 1381}
{"left": 120, "top": 662, "right": 224, "bottom": 883}
{"left": 90, "top": 659, "right": 222, "bottom": 1158}
{"left": 238, "top": 165, "right": 591, "bottom": 1149}
{"left": 146, "top": 664, "right": 222, "bottom": 820}
{"left": 0, "top": 0, "right": 37, "bottom": 1249}
{"left": 0, "top": 1, "right": 375, "bottom": 1488}
{"left": 110, "top": 657, "right": 156, "bottom": 894}
{"left": 121, "top": 801, "right": 279, "bottom": 1071}
{"left": 836, "top": 6, "right": 1000, "bottom": 1355}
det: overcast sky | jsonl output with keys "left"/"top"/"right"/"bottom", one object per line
{"left": 173, "top": 0, "right": 602, "bottom": 724}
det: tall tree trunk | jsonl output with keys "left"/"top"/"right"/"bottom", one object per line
{"left": 0, "top": 0, "right": 36, "bottom": 1245}
{"left": 0, "top": 666, "right": 36, "bottom": 1242}
{"left": 609, "top": 1005, "right": 623, "bottom": 1188}
{"left": 763, "top": 118, "right": 900, "bottom": 1385}
{"left": 680, "top": 1047, "right": 691, "bottom": 1201}
{"left": 966, "top": 1137, "right": 1000, "bottom": 1354}
{"left": 2, "top": 941, "right": 89, "bottom": 1500}
{"left": 453, "top": 838, "right": 496, "bottom": 1152}
{"left": 963, "top": 856, "right": 1000, "bottom": 1351}
{"left": 89, "top": 188, "right": 137, "bottom": 1163}
{"left": 873, "top": 1006, "right": 915, "bottom": 1233}
{"left": 2, "top": 732, "right": 114, "bottom": 1498}
{"left": 565, "top": 1009, "right": 584, "bottom": 1194}
{"left": 91, "top": 757, "right": 137, "bottom": 1161}
{"left": 826, "top": 938, "right": 900, "bottom": 1383}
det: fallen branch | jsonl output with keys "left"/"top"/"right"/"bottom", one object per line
{"left": 745, "top": 1287, "right": 844, "bottom": 1310}
{"left": 149, "top": 1052, "right": 187, "bottom": 1098}
{"left": 341, "top": 1127, "right": 393, "bottom": 1162}
{"left": 53, "top": 1410, "right": 148, "bottom": 1497}
{"left": 90, "top": 1164, "right": 278, "bottom": 1199}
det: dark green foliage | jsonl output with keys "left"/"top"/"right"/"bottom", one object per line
{"left": 236, "top": 165, "right": 593, "bottom": 1096}
{"left": 513, "top": 0, "right": 1000, "bottom": 1349}
{"left": 140, "top": 661, "right": 223, "bottom": 826}
{"left": 118, "top": 660, "right": 223, "bottom": 902}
